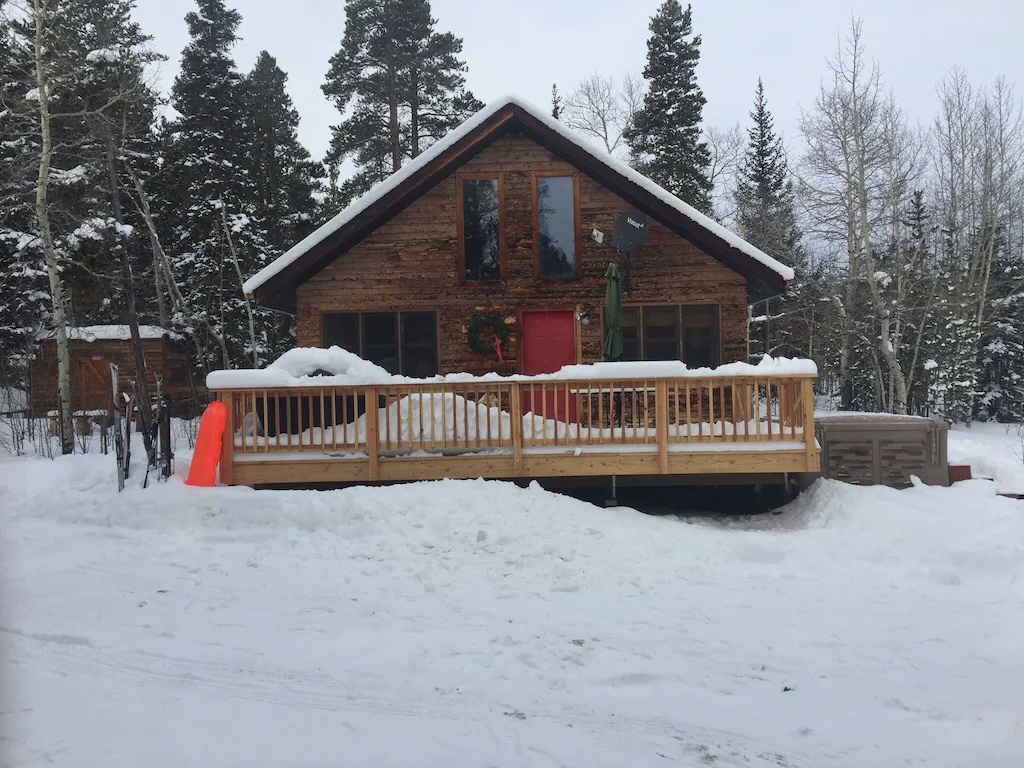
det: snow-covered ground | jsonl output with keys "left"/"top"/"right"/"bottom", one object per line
{"left": 949, "top": 421, "right": 1024, "bottom": 495}
{"left": 1, "top": 426, "right": 1022, "bottom": 766}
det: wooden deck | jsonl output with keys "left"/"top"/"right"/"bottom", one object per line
{"left": 213, "top": 374, "right": 820, "bottom": 487}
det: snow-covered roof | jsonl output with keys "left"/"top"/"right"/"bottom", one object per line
{"left": 243, "top": 95, "right": 794, "bottom": 296}
{"left": 207, "top": 346, "right": 816, "bottom": 389}
{"left": 37, "top": 325, "right": 174, "bottom": 342}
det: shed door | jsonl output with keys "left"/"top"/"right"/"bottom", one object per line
{"left": 521, "top": 310, "right": 576, "bottom": 422}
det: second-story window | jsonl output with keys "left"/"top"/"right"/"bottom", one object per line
{"left": 533, "top": 174, "right": 581, "bottom": 279}
{"left": 457, "top": 175, "right": 503, "bottom": 282}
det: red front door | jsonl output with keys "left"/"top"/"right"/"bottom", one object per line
{"left": 521, "top": 310, "right": 576, "bottom": 422}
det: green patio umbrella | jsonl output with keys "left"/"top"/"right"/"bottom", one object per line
{"left": 603, "top": 261, "right": 623, "bottom": 362}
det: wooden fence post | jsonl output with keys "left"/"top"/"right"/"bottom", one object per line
{"left": 510, "top": 382, "right": 522, "bottom": 477}
{"left": 219, "top": 391, "right": 234, "bottom": 485}
{"left": 656, "top": 379, "right": 669, "bottom": 474}
{"left": 366, "top": 386, "right": 379, "bottom": 481}
{"left": 802, "top": 377, "right": 817, "bottom": 471}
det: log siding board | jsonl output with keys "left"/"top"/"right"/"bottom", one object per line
{"left": 296, "top": 135, "right": 748, "bottom": 376}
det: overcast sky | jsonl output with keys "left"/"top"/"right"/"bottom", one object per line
{"left": 136, "top": 0, "right": 1023, "bottom": 161}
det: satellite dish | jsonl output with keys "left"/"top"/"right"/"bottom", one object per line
{"left": 611, "top": 210, "right": 649, "bottom": 253}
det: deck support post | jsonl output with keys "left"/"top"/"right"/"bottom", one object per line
{"left": 510, "top": 382, "right": 523, "bottom": 477}
{"left": 366, "top": 387, "right": 379, "bottom": 481}
{"left": 604, "top": 474, "right": 618, "bottom": 507}
{"left": 656, "top": 379, "right": 669, "bottom": 474}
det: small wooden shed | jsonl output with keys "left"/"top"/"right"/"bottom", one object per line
{"left": 29, "top": 326, "right": 202, "bottom": 419}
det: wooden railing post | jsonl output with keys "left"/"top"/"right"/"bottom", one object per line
{"left": 656, "top": 379, "right": 669, "bottom": 474}
{"left": 801, "top": 377, "right": 817, "bottom": 471}
{"left": 365, "top": 386, "right": 379, "bottom": 481}
{"left": 510, "top": 382, "right": 522, "bottom": 477}
{"left": 219, "top": 391, "right": 234, "bottom": 485}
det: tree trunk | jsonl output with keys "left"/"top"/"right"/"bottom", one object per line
{"left": 410, "top": 68, "right": 420, "bottom": 159}
{"left": 105, "top": 127, "right": 155, "bottom": 460}
{"left": 220, "top": 202, "right": 260, "bottom": 367}
{"left": 387, "top": 58, "right": 401, "bottom": 172}
{"left": 32, "top": 1, "right": 73, "bottom": 455}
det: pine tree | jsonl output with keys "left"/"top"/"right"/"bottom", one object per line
{"left": 244, "top": 51, "right": 323, "bottom": 254}
{"left": 551, "top": 83, "right": 561, "bottom": 119}
{"left": 734, "top": 80, "right": 806, "bottom": 359}
{"left": 0, "top": 14, "right": 48, "bottom": 372}
{"left": 734, "top": 80, "right": 800, "bottom": 264}
{"left": 401, "top": 16, "right": 482, "bottom": 158}
{"left": 323, "top": 0, "right": 480, "bottom": 207}
{"left": 164, "top": 0, "right": 263, "bottom": 368}
{"left": 624, "top": 1, "right": 712, "bottom": 212}
{"left": 242, "top": 51, "right": 324, "bottom": 357}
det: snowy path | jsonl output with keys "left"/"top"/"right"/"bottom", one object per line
{"left": 2, "top": 451, "right": 1022, "bottom": 766}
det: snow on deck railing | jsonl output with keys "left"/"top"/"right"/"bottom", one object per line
{"left": 206, "top": 348, "right": 816, "bottom": 390}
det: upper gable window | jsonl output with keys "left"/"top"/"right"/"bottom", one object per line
{"left": 457, "top": 175, "right": 504, "bottom": 282}
{"left": 533, "top": 174, "right": 581, "bottom": 279}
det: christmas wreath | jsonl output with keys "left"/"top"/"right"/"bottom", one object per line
{"left": 467, "top": 312, "right": 509, "bottom": 356}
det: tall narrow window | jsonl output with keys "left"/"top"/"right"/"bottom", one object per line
{"left": 458, "top": 176, "right": 502, "bottom": 282}
{"left": 321, "top": 313, "right": 358, "bottom": 353}
{"left": 621, "top": 307, "right": 641, "bottom": 361}
{"left": 681, "top": 305, "right": 720, "bottom": 368}
{"left": 361, "top": 313, "right": 399, "bottom": 374}
{"left": 400, "top": 312, "right": 438, "bottom": 377}
{"left": 534, "top": 175, "right": 579, "bottom": 279}
{"left": 642, "top": 306, "right": 679, "bottom": 361}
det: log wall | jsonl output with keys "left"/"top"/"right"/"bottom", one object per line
{"left": 296, "top": 133, "right": 749, "bottom": 375}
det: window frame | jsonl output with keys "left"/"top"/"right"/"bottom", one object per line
{"left": 531, "top": 172, "right": 583, "bottom": 280}
{"left": 455, "top": 172, "right": 506, "bottom": 284}
{"left": 320, "top": 310, "right": 440, "bottom": 377}
{"left": 604, "top": 303, "right": 723, "bottom": 367}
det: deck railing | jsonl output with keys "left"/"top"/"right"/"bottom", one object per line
{"left": 214, "top": 373, "right": 816, "bottom": 483}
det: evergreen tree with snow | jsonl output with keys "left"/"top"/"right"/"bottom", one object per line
{"left": 734, "top": 80, "right": 801, "bottom": 265}
{"left": 0, "top": 15, "right": 49, "bottom": 371}
{"left": 624, "top": 1, "right": 712, "bottom": 213}
{"left": 734, "top": 80, "right": 807, "bottom": 359}
{"left": 244, "top": 51, "right": 323, "bottom": 254}
{"left": 551, "top": 83, "right": 561, "bottom": 119}
{"left": 242, "top": 51, "right": 324, "bottom": 358}
{"left": 164, "top": 0, "right": 263, "bottom": 368}
{"left": 322, "top": 0, "right": 480, "bottom": 206}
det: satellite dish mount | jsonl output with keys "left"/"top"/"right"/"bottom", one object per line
{"left": 611, "top": 210, "right": 649, "bottom": 291}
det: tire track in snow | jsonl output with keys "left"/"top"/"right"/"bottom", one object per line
{"left": 0, "top": 629, "right": 801, "bottom": 766}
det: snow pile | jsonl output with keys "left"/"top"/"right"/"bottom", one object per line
{"left": 85, "top": 48, "right": 120, "bottom": 63}
{"left": 36, "top": 325, "right": 172, "bottom": 342}
{"left": 1, "top": 448, "right": 1021, "bottom": 766}
{"left": 208, "top": 346, "right": 816, "bottom": 389}
{"left": 948, "top": 421, "right": 1024, "bottom": 494}
{"left": 243, "top": 96, "right": 794, "bottom": 296}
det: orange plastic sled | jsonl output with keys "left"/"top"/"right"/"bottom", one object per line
{"left": 185, "top": 401, "right": 227, "bottom": 487}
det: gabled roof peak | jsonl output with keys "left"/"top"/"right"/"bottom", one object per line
{"left": 245, "top": 95, "right": 793, "bottom": 305}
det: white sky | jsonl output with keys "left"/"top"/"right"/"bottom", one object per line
{"left": 137, "top": 0, "right": 1023, "bottom": 162}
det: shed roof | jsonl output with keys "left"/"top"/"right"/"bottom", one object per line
{"left": 36, "top": 325, "right": 176, "bottom": 342}
{"left": 246, "top": 96, "right": 794, "bottom": 308}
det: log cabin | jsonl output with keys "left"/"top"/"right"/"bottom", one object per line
{"left": 210, "top": 96, "right": 818, "bottom": 490}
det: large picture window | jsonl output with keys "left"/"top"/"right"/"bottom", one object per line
{"left": 617, "top": 305, "right": 721, "bottom": 368}
{"left": 322, "top": 311, "right": 438, "bottom": 377}
{"left": 457, "top": 175, "right": 504, "bottom": 282}
{"left": 533, "top": 174, "right": 581, "bottom": 279}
